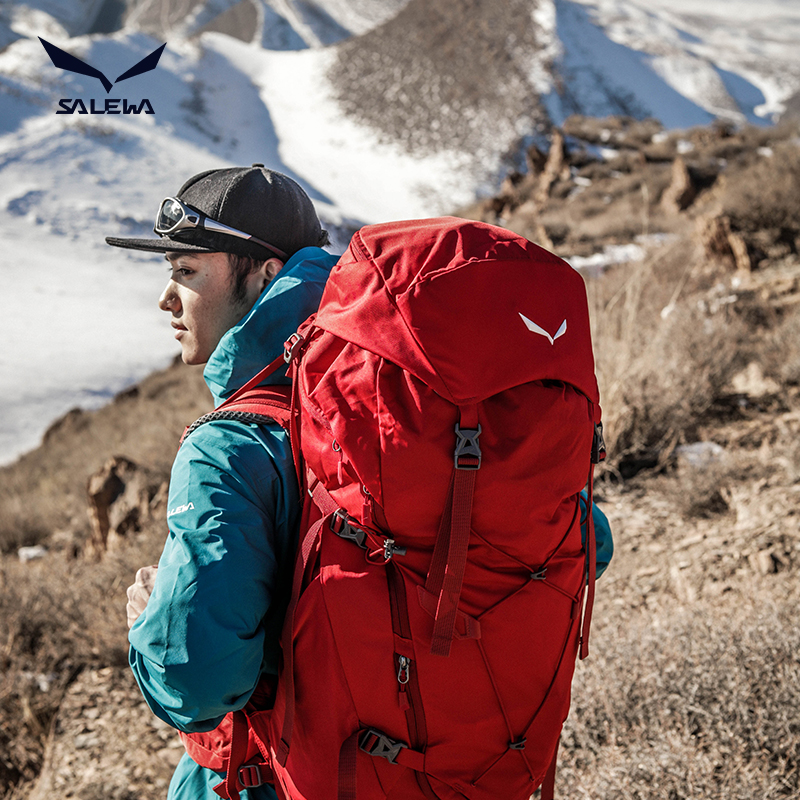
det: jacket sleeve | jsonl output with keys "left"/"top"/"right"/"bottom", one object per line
{"left": 579, "top": 490, "right": 613, "bottom": 579}
{"left": 128, "top": 420, "right": 298, "bottom": 733}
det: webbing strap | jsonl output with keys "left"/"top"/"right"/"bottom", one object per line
{"left": 214, "top": 710, "right": 250, "bottom": 800}
{"left": 232, "top": 352, "right": 288, "bottom": 396}
{"left": 426, "top": 405, "right": 479, "bottom": 657}
{"left": 338, "top": 729, "right": 427, "bottom": 800}
{"left": 274, "top": 482, "right": 338, "bottom": 767}
{"left": 424, "top": 478, "right": 453, "bottom": 597}
{"left": 338, "top": 731, "right": 359, "bottom": 800}
{"left": 287, "top": 358, "right": 304, "bottom": 494}
{"left": 579, "top": 462, "right": 597, "bottom": 661}
{"left": 389, "top": 744, "right": 425, "bottom": 772}
{"left": 540, "top": 738, "right": 559, "bottom": 800}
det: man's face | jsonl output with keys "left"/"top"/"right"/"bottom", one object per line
{"left": 159, "top": 251, "right": 255, "bottom": 365}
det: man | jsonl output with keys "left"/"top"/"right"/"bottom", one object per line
{"left": 106, "top": 164, "right": 337, "bottom": 800}
{"left": 109, "top": 168, "right": 615, "bottom": 800}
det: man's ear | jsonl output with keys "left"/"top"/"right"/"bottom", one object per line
{"left": 260, "top": 258, "right": 284, "bottom": 291}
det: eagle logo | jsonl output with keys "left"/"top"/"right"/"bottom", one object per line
{"left": 519, "top": 313, "right": 568, "bottom": 345}
{"left": 39, "top": 38, "right": 166, "bottom": 94}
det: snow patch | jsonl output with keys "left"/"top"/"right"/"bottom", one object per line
{"left": 565, "top": 242, "right": 646, "bottom": 275}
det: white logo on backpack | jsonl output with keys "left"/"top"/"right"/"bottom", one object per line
{"left": 519, "top": 313, "right": 567, "bottom": 344}
{"left": 167, "top": 502, "right": 195, "bottom": 518}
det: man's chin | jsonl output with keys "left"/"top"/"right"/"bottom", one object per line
{"left": 180, "top": 349, "right": 206, "bottom": 366}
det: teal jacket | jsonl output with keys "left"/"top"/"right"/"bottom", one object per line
{"left": 128, "top": 246, "right": 613, "bottom": 800}
{"left": 129, "top": 247, "right": 337, "bottom": 799}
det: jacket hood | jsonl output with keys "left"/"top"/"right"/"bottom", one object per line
{"left": 204, "top": 247, "right": 337, "bottom": 404}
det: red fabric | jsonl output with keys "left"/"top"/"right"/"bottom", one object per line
{"left": 180, "top": 677, "right": 276, "bottom": 781}
{"left": 184, "top": 218, "right": 602, "bottom": 800}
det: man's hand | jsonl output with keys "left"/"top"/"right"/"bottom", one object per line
{"left": 126, "top": 565, "right": 158, "bottom": 629}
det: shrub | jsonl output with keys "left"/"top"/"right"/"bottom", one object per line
{"left": 556, "top": 585, "right": 800, "bottom": 798}
{"left": 723, "top": 142, "right": 800, "bottom": 239}
{"left": 0, "top": 523, "right": 163, "bottom": 796}
{"left": 589, "top": 240, "right": 749, "bottom": 476}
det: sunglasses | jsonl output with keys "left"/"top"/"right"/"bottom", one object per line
{"left": 154, "top": 197, "right": 288, "bottom": 260}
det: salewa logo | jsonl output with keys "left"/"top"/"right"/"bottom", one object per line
{"left": 167, "top": 502, "right": 195, "bottom": 518}
{"left": 519, "top": 313, "right": 567, "bottom": 345}
{"left": 39, "top": 38, "right": 165, "bottom": 114}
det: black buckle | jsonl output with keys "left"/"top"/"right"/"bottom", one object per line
{"left": 359, "top": 729, "right": 407, "bottom": 764}
{"left": 330, "top": 509, "right": 367, "bottom": 549}
{"left": 454, "top": 424, "right": 482, "bottom": 470}
{"left": 509, "top": 738, "right": 527, "bottom": 751}
{"left": 237, "top": 764, "right": 268, "bottom": 788}
{"left": 591, "top": 422, "right": 606, "bottom": 464}
{"left": 530, "top": 568, "right": 547, "bottom": 581}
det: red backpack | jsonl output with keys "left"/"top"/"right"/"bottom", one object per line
{"left": 181, "top": 217, "right": 604, "bottom": 800}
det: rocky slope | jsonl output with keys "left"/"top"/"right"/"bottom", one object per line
{"left": 2, "top": 117, "right": 800, "bottom": 799}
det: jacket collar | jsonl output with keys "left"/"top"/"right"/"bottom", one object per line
{"left": 203, "top": 247, "right": 337, "bottom": 405}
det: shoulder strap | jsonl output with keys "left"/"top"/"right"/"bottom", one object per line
{"left": 181, "top": 384, "right": 292, "bottom": 445}
{"left": 181, "top": 352, "right": 292, "bottom": 445}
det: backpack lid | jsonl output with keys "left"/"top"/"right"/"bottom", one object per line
{"left": 316, "top": 217, "right": 600, "bottom": 405}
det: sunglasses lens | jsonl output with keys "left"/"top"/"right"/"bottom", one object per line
{"left": 156, "top": 199, "right": 184, "bottom": 232}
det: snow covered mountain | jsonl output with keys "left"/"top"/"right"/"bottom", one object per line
{"left": 0, "top": 0, "right": 798, "bottom": 464}
{"left": 3, "top": 0, "right": 798, "bottom": 223}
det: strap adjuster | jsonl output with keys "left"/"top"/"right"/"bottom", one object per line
{"left": 359, "top": 729, "right": 408, "bottom": 764}
{"left": 591, "top": 422, "right": 606, "bottom": 464}
{"left": 284, "top": 332, "right": 304, "bottom": 363}
{"left": 330, "top": 509, "right": 367, "bottom": 549}
{"left": 383, "top": 538, "right": 407, "bottom": 560}
{"left": 237, "top": 763, "right": 268, "bottom": 788}
{"left": 454, "top": 424, "right": 482, "bottom": 470}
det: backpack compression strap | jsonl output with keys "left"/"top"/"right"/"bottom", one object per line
{"left": 540, "top": 418, "right": 604, "bottom": 800}
{"left": 425, "top": 404, "right": 481, "bottom": 657}
{"left": 580, "top": 419, "right": 605, "bottom": 660}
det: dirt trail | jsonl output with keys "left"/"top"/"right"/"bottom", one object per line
{"left": 26, "top": 668, "right": 181, "bottom": 800}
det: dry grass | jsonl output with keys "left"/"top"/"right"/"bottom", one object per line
{"left": 556, "top": 582, "right": 800, "bottom": 799}
{"left": 0, "top": 522, "right": 165, "bottom": 795}
{"left": 0, "top": 359, "right": 208, "bottom": 796}
{"left": 586, "top": 235, "right": 752, "bottom": 477}
{"left": 721, "top": 141, "right": 800, "bottom": 267}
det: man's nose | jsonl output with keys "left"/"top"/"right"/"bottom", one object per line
{"left": 159, "top": 282, "right": 179, "bottom": 312}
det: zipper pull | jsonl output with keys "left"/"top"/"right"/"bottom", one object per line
{"left": 396, "top": 655, "right": 411, "bottom": 710}
{"left": 332, "top": 440, "right": 344, "bottom": 484}
{"left": 361, "top": 484, "right": 373, "bottom": 523}
{"left": 397, "top": 655, "right": 410, "bottom": 684}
